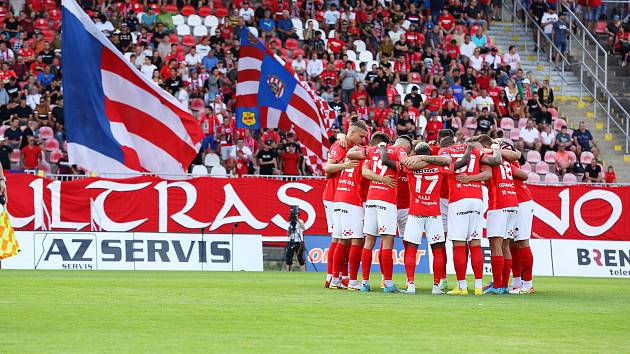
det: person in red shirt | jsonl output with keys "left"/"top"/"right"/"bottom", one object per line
{"left": 323, "top": 120, "right": 369, "bottom": 289}
{"left": 605, "top": 165, "right": 617, "bottom": 184}
{"left": 438, "top": 9, "right": 456, "bottom": 33}
{"left": 261, "top": 128, "right": 281, "bottom": 146}
{"left": 424, "top": 89, "right": 443, "bottom": 113}
{"left": 510, "top": 158, "right": 535, "bottom": 294}
{"left": 402, "top": 142, "right": 452, "bottom": 294}
{"left": 377, "top": 117, "right": 396, "bottom": 140}
{"left": 488, "top": 79, "right": 502, "bottom": 107}
{"left": 370, "top": 100, "right": 389, "bottom": 126}
{"left": 393, "top": 55, "right": 410, "bottom": 82}
{"left": 346, "top": 135, "right": 412, "bottom": 292}
{"left": 355, "top": 97, "right": 370, "bottom": 121}
{"left": 327, "top": 32, "right": 345, "bottom": 54}
{"left": 234, "top": 137, "right": 254, "bottom": 176}
{"left": 17, "top": 42, "right": 35, "bottom": 63}
{"left": 280, "top": 143, "right": 301, "bottom": 175}
{"left": 351, "top": 83, "right": 370, "bottom": 108}
{"left": 21, "top": 136, "right": 41, "bottom": 169}
{"left": 445, "top": 39, "right": 460, "bottom": 59}
{"left": 320, "top": 63, "right": 339, "bottom": 88}
{"left": 425, "top": 113, "right": 442, "bottom": 142}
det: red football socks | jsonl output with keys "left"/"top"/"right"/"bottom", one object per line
{"left": 510, "top": 245, "right": 521, "bottom": 279}
{"left": 332, "top": 243, "right": 346, "bottom": 278}
{"left": 405, "top": 243, "right": 418, "bottom": 283}
{"left": 348, "top": 245, "right": 362, "bottom": 281}
{"left": 381, "top": 248, "right": 393, "bottom": 281}
{"left": 520, "top": 246, "right": 534, "bottom": 281}
{"left": 326, "top": 241, "right": 337, "bottom": 275}
{"left": 491, "top": 255, "right": 504, "bottom": 288}
{"left": 341, "top": 243, "right": 351, "bottom": 277}
{"left": 502, "top": 258, "right": 513, "bottom": 289}
{"left": 361, "top": 248, "right": 373, "bottom": 281}
{"left": 432, "top": 247, "right": 445, "bottom": 285}
{"left": 441, "top": 246, "right": 447, "bottom": 278}
{"left": 469, "top": 245, "right": 484, "bottom": 280}
{"left": 453, "top": 245, "right": 467, "bottom": 281}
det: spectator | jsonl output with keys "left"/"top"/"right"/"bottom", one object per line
{"left": 538, "top": 79, "right": 554, "bottom": 107}
{"left": 605, "top": 166, "right": 617, "bottom": 184}
{"left": 21, "top": 135, "right": 41, "bottom": 170}
{"left": 583, "top": 158, "right": 604, "bottom": 183}
{"left": 503, "top": 45, "right": 522, "bottom": 71}
{"left": 276, "top": 11, "right": 294, "bottom": 41}
{"left": 306, "top": 53, "right": 323, "bottom": 81}
{"left": 239, "top": 2, "right": 256, "bottom": 24}
{"left": 0, "top": 137, "right": 12, "bottom": 170}
{"left": 555, "top": 125, "right": 574, "bottom": 151}
{"left": 234, "top": 138, "right": 254, "bottom": 176}
{"left": 552, "top": 12, "right": 569, "bottom": 66}
{"left": 280, "top": 142, "right": 301, "bottom": 176}
{"left": 518, "top": 119, "right": 542, "bottom": 152}
{"left": 474, "top": 107, "right": 495, "bottom": 135}
{"left": 201, "top": 49, "right": 218, "bottom": 71}
{"left": 339, "top": 61, "right": 358, "bottom": 105}
{"left": 459, "top": 34, "right": 477, "bottom": 60}
{"left": 572, "top": 121, "right": 599, "bottom": 157}
{"left": 257, "top": 139, "right": 279, "bottom": 175}
{"left": 539, "top": 123, "right": 556, "bottom": 156}
{"left": 606, "top": 15, "right": 623, "bottom": 51}
{"left": 554, "top": 143, "right": 575, "bottom": 176}
{"left": 535, "top": 104, "right": 553, "bottom": 128}
{"left": 291, "top": 54, "right": 307, "bottom": 75}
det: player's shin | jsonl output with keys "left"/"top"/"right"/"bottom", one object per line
{"left": 326, "top": 239, "right": 338, "bottom": 281}
{"left": 331, "top": 241, "right": 347, "bottom": 286}
{"left": 405, "top": 243, "right": 418, "bottom": 284}
{"left": 489, "top": 237, "right": 504, "bottom": 289}
{"left": 469, "top": 243, "right": 484, "bottom": 289}
{"left": 452, "top": 242, "right": 468, "bottom": 289}
{"left": 431, "top": 244, "right": 445, "bottom": 285}
{"left": 519, "top": 245, "right": 534, "bottom": 290}
{"left": 510, "top": 241, "right": 522, "bottom": 288}
{"left": 502, "top": 242, "right": 512, "bottom": 290}
{"left": 348, "top": 241, "right": 363, "bottom": 287}
{"left": 380, "top": 236, "right": 395, "bottom": 287}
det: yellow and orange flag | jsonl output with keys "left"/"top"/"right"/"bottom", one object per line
{"left": 0, "top": 208, "right": 18, "bottom": 260}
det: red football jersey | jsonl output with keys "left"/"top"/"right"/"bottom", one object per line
{"left": 397, "top": 172, "right": 410, "bottom": 209}
{"left": 488, "top": 160, "right": 519, "bottom": 210}
{"left": 365, "top": 145, "right": 408, "bottom": 204}
{"left": 439, "top": 144, "right": 484, "bottom": 202}
{"left": 407, "top": 164, "right": 449, "bottom": 216}
{"left": 511, "top": 160, "right": 532, "bottom": 202}
{"left": 430, "top": 144, "right": 450, "bottom": 199}
{"left": 334, "top": 159, "right": 368, "bottom": 206}
{"left": 323, "top": 142, "right": 347, "bottom": 202}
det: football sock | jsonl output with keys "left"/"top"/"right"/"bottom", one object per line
{"left": 348, "top": 244, "right": 362, "bottom": 281}
{"left": 361, "top": 247, "right": 373, "bottom": 281}
{"left": 502, "top": 258, "right": 513, "bottom": 289}
{"left": 405, "top": 243, "right": 418, "bottom": 283}
{"left": 453, "top": 245, "right": 467, "bottom": 282}
{"left": 342, "top": 243, "right": 351, "bottom": 277}
{"left": 381, "top": 248, "right": 393, "bottom": 281}
{"left": 332, "top": 243, "right": 346, "bottom": 281}
{"left": 431, "top": 247, "right": 445, "bottom": 285}
{"left": 326, "top": 241, "right": 337, "bottom": 277}
{"left": 522, "top": 280, "right": 533, "bottom": 290}
{"left": 469, "top": 245, "right": 484, "bottom": 282}
{"left": 510, "top": 245, "right": 521, "bottom": 277}
{"left": 378, "top": 241, "right": 383, "bottom": 272}
{"left": 520, "top": 246, "right": 534, "bottom": 282}
{"left": 474, "top": 279, "right": 483, "bottom": 289}
{"left": 491, "top": 255, "right": 504, "bottom": 288}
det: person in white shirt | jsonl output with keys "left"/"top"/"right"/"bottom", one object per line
{"left": 459, "top": 34, "right": 477, "bottom": 60}
{"left": 175, "top": 85, "right": 189, "bottom": 107}
{"left": 94, "top": 15, "right": 114, "bottom": 36}
{"left": 140, "top": 57, "right": 157, "bottom": 78}
{"left": 306, "top": 53, "right": 323, "bottom": 80}
{"left": 291, "top": 54, "right": 307, "bottom": 74}
{"left": 196, "top": 38, "right": 211, "bottom": 58}
{"left": 541, "top": 8, "right": 558, "bottom": 35}
{"left": 518, "top": 119, "right": 542, "bottom": 152}
{"left": 323, "top": 4, "right": 340, "bottom": 29}
{"left": 185, "top": 47, "right": 202, "bottom": 66}
{"left": 469, "top": 47, "right": 484, "bottom": 71}
{"left": 503, "top": 45, "right": 521, "bottom": 71}
{"left": 388, "top": 24, "right": 406, "bottom": 43}
{"left": 484, "top": 47, "right": 502, "bottom": 70}
{"left": 238, "top": 3, "right": 255, "bottom": 24}
{"left": 475, "top": 88, "right": 495, "bottom": 112}
{"left": 539, "top": 123, "right": 556, "bottom": 156}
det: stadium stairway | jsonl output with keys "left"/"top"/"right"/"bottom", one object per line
{"left": 488, "top": 21, "right": 630, "bottom": 180}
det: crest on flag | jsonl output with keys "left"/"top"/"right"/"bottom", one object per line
{"left": 241, "top": 111, "right": 257, "bottom": 126}
{"left": 267, "top": 75, "right": 285, "bottom": 98}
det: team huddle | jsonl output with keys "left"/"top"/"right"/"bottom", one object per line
{"left": 322, "top": 119, "right": 535, "bottom": 295}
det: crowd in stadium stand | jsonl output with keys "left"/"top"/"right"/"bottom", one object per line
{"left": 0, "top": 0, "right": 616, "bottom": 183}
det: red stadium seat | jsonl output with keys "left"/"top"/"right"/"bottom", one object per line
{"left": 215, "top": 7, "right": 228, "bottom": 18}
{"left": 181, "top": 5, "right": 195, "bottom": 16}
{"left": 470, "top": 24, "right": 481, "bottom": 35}
{"left": 411, "top": 52, "right": 423, "bottom": 63}
{"left": 456, "top": 24, "right": 467, "bottom": 34}
{"left": 553, "top": 118, "right": 567, "bottom": 131}
{"left": 285, "top": 38, "right": 299, "bottom": 50}
{"left": 520, "top": 162, "right": 531, "bottom": 172}
{"left": 580, "top": 151, "right": 595, "bottom": 164}
{"left": 544, "top": 173, "right": 559, "bottom": 182}
{"left": 518, "top": 118, "right": 528, "bottom": 129}
{"left": 465, "top": 116, "right": 477, "bottom": 130}
{"left": 49, "top": 150, "right": 62, "bottom": 163}
{"left": 535, "top": 161, "right": 550, "bottom": 175}
{"left": 131, "top": 3, "right": 144, "bottom": 13}
{"left": 500, "top": 117, "right": 514, "bottom": 130}
{"left": 44, "top": 138, "right": 60, "bottom": 152}
{"left": 527, "top": 172, "right": 541, "bottom": 182}
{"left": 548, "top": 107, "right": 558, "bottom": 119}
{"left": 169, "top": 33, "right": 180, "bottom": 43}
{"left": 39, "top": 126, "right": 54, "bottom": 140}
{"left": 43, "top": 0, "right": 56, "bottom": 11}
{"left": 544, "top": 150, "right": 556, "bottom": 164}
{"left": 562, "top": 173, "right": 577, "bottom": 183}
{"left": 182, "top": 35, "right": 196, "bottom": 47}
{"left": 270, "top": 37, "right": 282, "bottom": 48}
{"left": 291, "top": 48, "right": 305, "bottom": 59}
{"left": 198, "top": 6, "right": 212, "bottom": 17}
{"left": 0, "top": 125, "right": 6, "bottom": 136}
{"left": 164, "top": 4, "right": 179, "bottom": 13}
{"left": 190, "top": 98, "right": 205, "bottom": 111}
{"left": 42, "top": 30, "right": 55, "bottom": 42}
{"left": 527, "top": 150, "right": 541, "bottom": 164}
{"left": 594, "top": 21, "right": 607, "bottom": 34}
{"left": 34, "top": 18, "right": 49, "bottom": 31}
{"left": 149, "top": 3, "right": 160, "bottom": 12}
{"left": 9, "top": 149, "right": 19, "bottom": 163}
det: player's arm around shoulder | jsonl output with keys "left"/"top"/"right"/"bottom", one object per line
{"left": 480, "top": 144, "right": 502, "bottom": 166}
{"left": 362, "top": 165, "right": 397, "bottom": 188}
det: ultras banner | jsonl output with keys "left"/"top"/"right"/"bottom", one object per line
{"left": 6, "top": 174, "right": 629, "bottom": 240}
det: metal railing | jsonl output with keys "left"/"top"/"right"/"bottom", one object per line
{"left": 23, "top": 170, "right": 324, "bottom": 181}
{"left": 508, "top": 0, "right": 630, "bottom": 153}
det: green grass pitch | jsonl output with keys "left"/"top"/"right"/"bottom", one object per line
{"left": 1, "top": 270, "right": 629, "bottom": 353}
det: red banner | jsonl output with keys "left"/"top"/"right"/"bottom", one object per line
{"left": 5, "top": 174, "right": 628, "bottom": 241}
